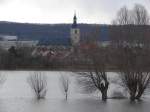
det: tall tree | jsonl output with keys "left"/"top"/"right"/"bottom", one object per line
{"left": 132, "top": 4, "right": 149, "bottom": 25}
{"left": 111, "top": 4, "right": 150, "bottom": 101}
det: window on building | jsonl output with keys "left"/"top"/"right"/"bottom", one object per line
{"left": 75, "top": 30, "right": 78, "bottom": 34}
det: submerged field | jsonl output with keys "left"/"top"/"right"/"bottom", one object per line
{"left": 0, "top": 71, "right": 149, "bottom": 112}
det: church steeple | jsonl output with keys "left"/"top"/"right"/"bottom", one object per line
{"left": 72, "top": 13, "right": 77, "bottom": 28}
{"left": 70, "top": 12, "right": 80, "bottom": 46}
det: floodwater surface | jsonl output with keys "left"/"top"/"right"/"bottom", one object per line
{"left": 0, "top": 71, "right": 149, "bottom": 112}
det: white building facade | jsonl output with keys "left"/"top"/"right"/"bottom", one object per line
{"left": 0, "top": 35, "right": 38, "bottom": 49}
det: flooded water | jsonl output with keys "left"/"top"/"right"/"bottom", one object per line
{"left": 0, "top": 71, "right": 149, "bottom": 112}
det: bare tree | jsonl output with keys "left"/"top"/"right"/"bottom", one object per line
{"left": 132, "top": 4, "right": 149, "bottom": 25}
{"left": 117, "top": 47, "right": 150, "bottom": 101}
{"left": 27, "top": 72, "right": 47, "bottom": 99}
{"left": 111, "top": 4, "right": 150, "bottom": 101}
{"left": 111, "top": 29, "right": 150, "bottom": 101}
{"left": 112, "top": 4, "right": 149, "bottom": 25}
{"left": 77, "top": 44, "right": 109, "bottom": 101}
{"left": 112, "top": 6, "right": 132, "bottom": 25}
{"left": 59, "top": 74, "right": 70, "bottom": 100}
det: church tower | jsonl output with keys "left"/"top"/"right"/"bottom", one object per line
{"left": 70, "top": 13, "right": 80, "bottom": 46}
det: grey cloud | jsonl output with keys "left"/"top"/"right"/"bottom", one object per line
{"left": 0, "top": 0, "right": 149, "bottom": 23}
{"left": 27, "top": 0, "right": 149, "bottom": 14}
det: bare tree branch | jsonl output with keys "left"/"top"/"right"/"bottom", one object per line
{"left": 59, "top": 73, "right": 70, "bottom": 100}
{"left": 27, "top": 72, "right": 47, "bottom": 99}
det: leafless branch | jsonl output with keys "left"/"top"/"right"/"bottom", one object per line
{"left": 59, "top": 74, "right": 70, "bottom": 100}
{"left": 27, "top": 72, "right": 47, "bottom": 99}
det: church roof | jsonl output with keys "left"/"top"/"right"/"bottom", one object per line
{"left": 72, "top": 14, "right": 77, "bottom": 28}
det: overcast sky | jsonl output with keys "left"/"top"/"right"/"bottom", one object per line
{"left": 0, "top": 0, "right": 149, "bottom": 24}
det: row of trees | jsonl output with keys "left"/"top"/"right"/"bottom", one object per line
{"left": 27, "top": 72, "right": 70, "bottom": 100}
{"left": 76, "top": 43, "right": 150, "bottom": 101}
{"left": 112, "top": 4, "right": 150, "bottom": 101}
{"left": 0, "top": 46, "right": 60, "bottom": 70}
{"left": 75, "top": 4, "right": 150, "bottom": 102}
{"left": 0, "top": 72, "right": 70, "bottom": 100}
{"left": 112, "top": 4, "right": 149, "bottom": 25}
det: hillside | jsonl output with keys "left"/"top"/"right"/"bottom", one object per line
{"left": 0, "top": 21, "right": 102, "bottom": 45}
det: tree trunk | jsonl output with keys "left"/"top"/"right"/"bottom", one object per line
{"left": 135, "top": 90, "right": 144, "bottom": 100}
{"left": 101, "top": 82, "right": 109, "bottom": 101}
{"left": 101, "top": 90, "right": 107, "bottom": 101}
{"left": 65, "top": 93, "right": 68, "bottom": 100}
{"left": 130, "top": 96, "right": 135, "bottom": 101}
{"left": 130, "top": 92, "right": 136, "bottom": 101}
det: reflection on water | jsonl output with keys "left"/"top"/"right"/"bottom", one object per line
{"left": 0, "top": 71, "right": 149, "bottom": 112}
{"left": 0, "top": 98, "right": 150, "bottom": 112}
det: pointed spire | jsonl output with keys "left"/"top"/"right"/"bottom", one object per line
{"left": 72, "top": 11, "right": 77, "bottom": 28}
{"left": 74, "top": 11, "right": 77, "bottom": 20}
